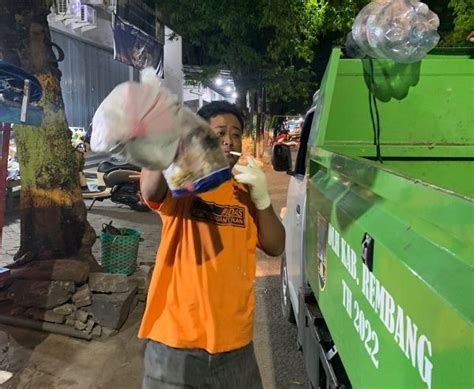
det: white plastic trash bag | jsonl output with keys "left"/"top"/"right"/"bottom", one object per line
{"left": 91, "top": 68, "right": 231, "bottom": 196}
{"left": 91, "top": 68, "right": 182, "bottom": 169}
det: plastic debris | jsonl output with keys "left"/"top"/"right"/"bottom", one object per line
{"left": 350, "top": 0, "right": 440, "bottom": 63}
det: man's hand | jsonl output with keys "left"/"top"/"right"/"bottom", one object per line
{"left": 234, "top": 156, "right": 271, "bottom": 210}
{"left": 235, "top": 156, "right": 285, "bottom": 256}
{"left": 140, "top": 168, "right": 169, "bottom": 204}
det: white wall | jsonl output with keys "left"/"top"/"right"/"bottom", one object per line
{"left": 183, "top": 85, "right": 236, "bottom": 108}
{"left": 161, "top": 27, "right": 184, "bottom": 102}
{"left": 48, "top": 8, "right": 114, "bottom": 49}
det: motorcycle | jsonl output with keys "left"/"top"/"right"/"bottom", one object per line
{"left": 75, "top": 141, "right": 149, "bottom": 212}
{"left": 274, "top": 131, "right": 300, "bottom": 147}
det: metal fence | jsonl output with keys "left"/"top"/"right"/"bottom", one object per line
{"left": 51, "top": 30, "right": 135, "bottom": 129}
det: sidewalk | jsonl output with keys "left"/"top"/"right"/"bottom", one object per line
{"left": 0, "top": 198, "right": 162, "bottom": 267}
{"left": 0, "top": 199, "right": 160, "bottom": 388}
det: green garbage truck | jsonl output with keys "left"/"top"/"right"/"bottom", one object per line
{"left": 274, "top": 48, "right": 473, "bottom": 388}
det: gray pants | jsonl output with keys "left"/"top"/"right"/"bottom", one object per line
{"left": 143, "top": 340, "right": 263, "bottom": 389}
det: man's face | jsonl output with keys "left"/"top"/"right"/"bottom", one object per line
{"left": 208, "top": 113, "right": 243, "bottom": 168}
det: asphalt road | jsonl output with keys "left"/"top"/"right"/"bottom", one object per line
{"left": 252, "top": 163, "right": 309, "bottom": 388}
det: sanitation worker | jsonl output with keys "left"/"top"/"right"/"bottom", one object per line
{"left": 139, "top": 100, "right": 285, "bottom": 388}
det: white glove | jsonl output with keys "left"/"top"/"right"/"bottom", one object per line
{"left": 234, "top": 156, "right": 271, "bottom": 210}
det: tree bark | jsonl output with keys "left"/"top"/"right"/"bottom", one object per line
{"left": 232, "top": 74, "right": 250, "bottom": 137}
{"left": 255, "top": 88, "right": 262, "bottom": 159}
{"left": 0, "top": 1, "right": 99, "bottom": 269}
{"left": 233, "top": 78, "right": 247, "bottom": 115}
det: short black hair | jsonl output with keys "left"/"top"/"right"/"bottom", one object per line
{"left": 197, "top": 101, "right": 245, "bottom": 130}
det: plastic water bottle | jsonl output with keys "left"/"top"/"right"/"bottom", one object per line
{"left": 351, "top": 0, "right": 440, "bottom": 63}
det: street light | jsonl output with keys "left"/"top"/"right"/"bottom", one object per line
{"left": 225, "top": 85, "right": 232, "bottom": 93}
{"left": 215, "top": 77, "right": 223, "bottom": 86}
{"left": 231, "top": 92, "right": 238, "bottom": 99}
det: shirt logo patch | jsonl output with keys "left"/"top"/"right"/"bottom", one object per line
{"left": 190, "top": 198, "right": 245, "bottom": 228}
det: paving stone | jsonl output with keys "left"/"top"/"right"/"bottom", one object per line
{"left": 72, "top": 284, "right": 92, "bottom": 307}
{"left": 88, "top": 285, "right": 137, "bottom": 329}
{"left": 8, "top": 280, "right": 75, "bottom": 309}
{"left": 89, "top": 273, "right": 129, "bottom": 293}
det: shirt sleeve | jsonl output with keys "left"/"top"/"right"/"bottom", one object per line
{"left": 140, "top": 172, "right": 176, "bottom": 214}
{"left": 142, "top": 191, "right": 174, "bottom": 213}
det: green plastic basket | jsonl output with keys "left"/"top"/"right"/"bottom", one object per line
{"left": 100, "top": 228, "right": 140, "bottom": 276}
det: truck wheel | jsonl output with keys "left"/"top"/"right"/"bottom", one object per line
{"left": 281, "top": 253, "right": 296, "bottom": 324}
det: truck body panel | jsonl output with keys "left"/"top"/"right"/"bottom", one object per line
{"left": 283, "top": 172, "right": 307, "bottom": 319}
{"left": 281, "top": 48, "right": 474, "bottom": 388}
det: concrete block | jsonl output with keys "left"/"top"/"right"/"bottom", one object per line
{"left": 129, "top": 294, "right": 139, "bottom": 315}
{"left": 128, "top": 265, "right": 152, "bottom": 294}
{"left": 88, "top": 285, "right": 137, "bottom": 329}
{"left": 8, "top": 280, "right": 75, "bottom": 309}
{"left": 89, "top": 273, "right": 129, "bottom": 293}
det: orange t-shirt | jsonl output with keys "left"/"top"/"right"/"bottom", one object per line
{"left": 138, "top": 178, "right": 259, "bottom": 353}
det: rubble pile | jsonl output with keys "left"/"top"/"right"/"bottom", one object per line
{"left": 0, "top": 259, "right": 152, "bottom": 339}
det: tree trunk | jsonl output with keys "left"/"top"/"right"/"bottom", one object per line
{"left": 255, "top": 88, "right": 262, "bottom": 159}
{"left": 232, "top": 74, "right": 249, "bottom": 134}
{"left": 261, "top": 86, "right": 267, "bottom": 157}
{"left": 0, "top": 1, "right": 99, "bottom": 269}
{"left": 234, "top": 83, "right": 248, "bottom": 117}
